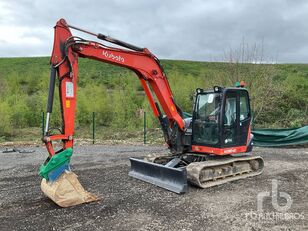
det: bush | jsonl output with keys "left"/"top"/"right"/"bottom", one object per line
{"left": 0, "top": 101, "right": 12, "bottom": 136}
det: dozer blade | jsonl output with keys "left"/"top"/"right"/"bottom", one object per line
{"left": 41, "top": 171, "right": 99, "bottom": 207}
{"left": 129, "top": 158, "right": 187, "bottom": 194}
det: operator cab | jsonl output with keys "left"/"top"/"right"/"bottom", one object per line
{"left": 191, "top": 85, "right": 252, "bottom": 152}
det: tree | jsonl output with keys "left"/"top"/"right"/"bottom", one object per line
{"left": 222, "top": 40, "right": 281, "bottom": 127}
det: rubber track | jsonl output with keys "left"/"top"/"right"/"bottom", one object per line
{"left": 186, "top": 156, "right": 264, "bottom": 188}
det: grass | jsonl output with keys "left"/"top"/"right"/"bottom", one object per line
{"left": 0, "top": 126, "right": 164, "bottom": 146}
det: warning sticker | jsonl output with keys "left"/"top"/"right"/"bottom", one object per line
{"left": 66, "top": 82, "right": 74, "bottom": 98}
{"left": 66, "top": 100, "right": 70, "bottom": 108}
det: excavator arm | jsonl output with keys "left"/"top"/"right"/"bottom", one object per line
{"left": 39, "top": 19, "right": 187, "bottom": 207}
{"left": 43, "top": 18, "right": 185, "bottom": 157}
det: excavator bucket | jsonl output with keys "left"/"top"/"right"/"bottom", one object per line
{"left": 41, "top": 171, "right": 98, "bottom": 207}
{"left": 39, "top": 148, "right": 98, "bottom": 207}
{"left": 129, "top": 158, "right": 187, "bottom": 194}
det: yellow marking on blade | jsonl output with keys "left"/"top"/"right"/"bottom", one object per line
{"left": 171, "top": 105, "right": 175, "bottom": 112}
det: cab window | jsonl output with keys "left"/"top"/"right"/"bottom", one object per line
{"left": 193, "top": 93, "right": 221, "bottom": 145}
{"left": 240, "top": 91, "right": 250, "bottom": 121}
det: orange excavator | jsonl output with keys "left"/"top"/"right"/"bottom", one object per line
{"left": 39, "top": 19, "right": 264, "bottom": 207}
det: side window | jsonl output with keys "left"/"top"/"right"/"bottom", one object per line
{"left": 239, "top": 91, "right": 250, "bottom": 121}
{"left": 224, "top": 92, "right": 237, "bottom": 126}
{"left": 223, "top": 91, "right": 237, "bottom": 145}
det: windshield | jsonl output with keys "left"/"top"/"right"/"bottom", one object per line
{"left": 195, "top": 93, "right": 221, "bottom": 122}
{"left": 193, "top": 93, "right": 221, "bottom": 145}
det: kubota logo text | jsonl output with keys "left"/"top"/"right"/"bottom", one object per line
{"left": 102, "top": 51, "right": 125, "bottom": 63}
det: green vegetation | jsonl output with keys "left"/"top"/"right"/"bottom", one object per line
{"left": 0, "top": 57, "right": 307, "bottom": 142}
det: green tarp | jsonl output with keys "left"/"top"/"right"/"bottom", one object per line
{"left": 183, "top": 112, "right": 192, "bottom": 119}
{"left": 252, "top": 126, "right": 308, "bottom": 147}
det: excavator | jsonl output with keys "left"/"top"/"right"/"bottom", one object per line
{"left": 39, "top": 19, "right": 264, "bottom": 207}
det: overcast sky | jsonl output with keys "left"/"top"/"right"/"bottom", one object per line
{"left": 0, "top": 0, "right": 308, "bottom": 63}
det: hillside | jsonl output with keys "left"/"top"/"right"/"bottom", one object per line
{"left": 0, "top": 57, "right": 307, "bottom": 141}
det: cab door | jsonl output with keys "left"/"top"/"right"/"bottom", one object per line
{"left": 237, "top": 89, "right": 251, "bottom": 146}
{"left": 222, "top": 89, "right": 251, "bottom": 147}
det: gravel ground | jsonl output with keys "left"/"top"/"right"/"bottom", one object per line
{"left": 0, "top": 144, "right": 307, "bottom": 231}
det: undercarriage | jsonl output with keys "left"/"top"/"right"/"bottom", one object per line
{"left": 129, "top": 153, "right": 264, "bottom": 193}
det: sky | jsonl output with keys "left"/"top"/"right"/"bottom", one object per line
{"left": 0, "top": 0, "right": 308, "bottom": 63}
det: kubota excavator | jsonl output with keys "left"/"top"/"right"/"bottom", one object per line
{"left": 39, "top": 19, "right": 264, "bottom": 207}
